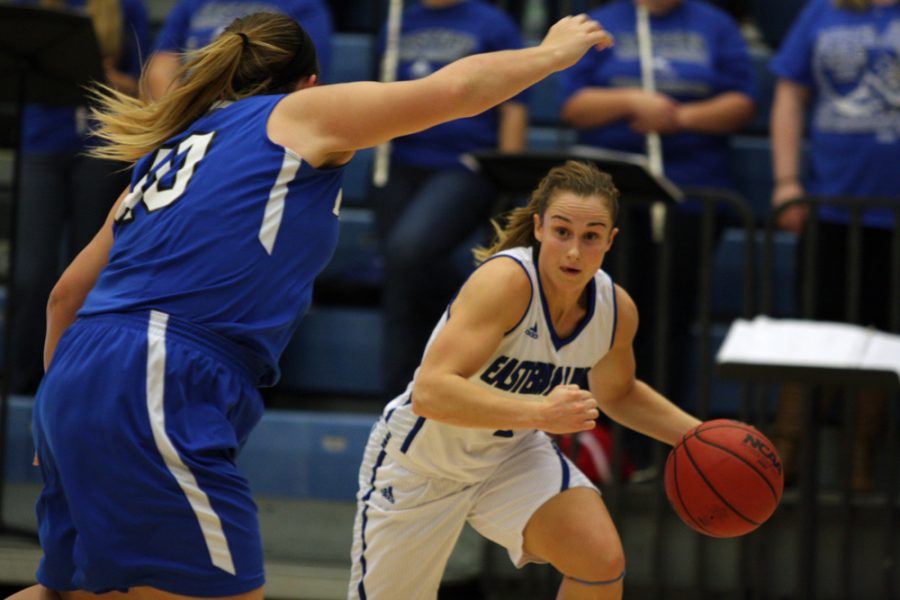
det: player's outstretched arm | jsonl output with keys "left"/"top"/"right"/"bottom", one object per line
{"left": 588, "top": 285, "right": 700, "bottom": 446}
{"left": 269, "top": 15, "right": 614, "bottom": 166}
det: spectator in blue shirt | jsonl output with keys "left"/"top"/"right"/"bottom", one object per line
{"left": 559, "top": 0, "right": 755, "bottom": 415}
{"left": 145, "top": 0, "right": 332, "bottom": 99}
{"left": 10, "top": 0, "right": 149, "bottom": 394}
{"left": 373, "top": 0, "right": 529, "bottom": 398}
{"left": 769, "top": 0, "right": 900, "bottom": 492}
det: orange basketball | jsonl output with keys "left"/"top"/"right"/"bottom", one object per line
{"left": 664, "top": 419, "right": 784, "bottom": 538}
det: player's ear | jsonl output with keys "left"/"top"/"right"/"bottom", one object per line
{"left": 295, "top": 74, "right": 317, "bottom": 91}
{"left": 533, "top": 213, "right": 543, "bottom": 243}
{"left": 606, "top": 226, "right": 619, "bottom": 250}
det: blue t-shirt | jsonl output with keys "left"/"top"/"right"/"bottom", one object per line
{"left": 20, "top": 0, "right": 149, "bottom": 153}
{"left": 561, "top": 0, "right": 755, "bottom": 190}
{"left": 153, "top": 0, "right": 333, "bottom": 80}
{"left": 771, "top": 0, "right": 900, "bottom": 227}
{"left": 383, "top": 0, "right": 526, "bottom": 169}
{"left": 79, "top": 95, "right": 346, "bottom": 386}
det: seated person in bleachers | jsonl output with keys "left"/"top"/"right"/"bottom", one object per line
{"left": 145, "top": 0, "right": 333, "bottom": 99}
{"left": 559, "top": 0, "right": 755, "bottom": 412}
{"left": 769, "top": 0, "right": 900, "bottom": 492}
{"left": 10, "top": 0, "right": 149, "bottom": 394}
{"left": 372, "top": 0, "right": 528, "bottom": 398}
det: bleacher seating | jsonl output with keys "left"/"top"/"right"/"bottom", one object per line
{"left": 329, "top": 32, "right": 377, "bottom": 84}
{"left": 527, "top": 125, "right": 576, "bottom": 150}
{"left": 237, "top": 410, "right": 377, "bottom": 500}
{"left": 528, "top": 71, "right": 563, "bottom": 126}
{"left": 341, "top": 147, "right": 374, "bottom": 206}
{"left": 711, "top": 227, "right": 798, "bottom": 319}
{"left": 278, "top": 305, "right": 385, "bottom": 396}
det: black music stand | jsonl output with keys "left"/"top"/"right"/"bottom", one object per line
{"left": 467, "top": 146, "right": 684, "bottom": 205}
{"left": 0, "top": 5, "right": 104, "bottom": 540}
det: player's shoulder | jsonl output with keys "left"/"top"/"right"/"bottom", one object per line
{"left": 470, "top": 251, "right": 533, "bottom": 295}
{"left": 455, "top": 251, "right": 533, "bottom": 323}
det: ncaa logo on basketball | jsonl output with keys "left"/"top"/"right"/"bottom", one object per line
{"left": 742, "top": 434, "right": 782, "bottom": 475}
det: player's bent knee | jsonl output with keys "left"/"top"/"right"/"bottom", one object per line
{"left": 565, "top": 569, "right": 626, "bottom": 587}
{"left": 561, "top": 542, "right": 626, "bottom": 584}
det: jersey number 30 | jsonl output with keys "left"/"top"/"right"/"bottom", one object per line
{"left": 115, "top": 132, "right": 215, "bottom": 224}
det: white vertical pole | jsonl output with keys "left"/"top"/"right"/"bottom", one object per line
{"left": 636, "top": 3, "right": 667, "bottom": 243}
{"left": 372, "top": 0, "right": 404, "bottom": 188}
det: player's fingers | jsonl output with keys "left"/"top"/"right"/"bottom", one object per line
{"left": 595, "top": 31, "right": 615, "bottom": 50}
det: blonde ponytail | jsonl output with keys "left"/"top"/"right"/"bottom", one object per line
{"left": 88, "top": 12, "right": 318, "bottom": 163}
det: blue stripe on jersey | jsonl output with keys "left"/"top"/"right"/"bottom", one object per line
{"left": 538, "top": 273, "right": 597, "bottom": 351}
{"left": 478, "top": 253, "right": 533, "bottom": 335}
{"left": 608, "top": 273, "right": 617, "bottom": 349}
{"left": 357, "top": 430, "right": 392, "bottom": 600}
{"left": 400, "top": 416, "right": 426, "bottom": 453}
{"left": 552, "top": 442, "right": 571, "bottom": 492}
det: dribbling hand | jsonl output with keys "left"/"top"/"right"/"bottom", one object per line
{"left": 537, "top": 384, "right": 600, "bottom": 434}
{"left": 541, "top": 14, "right": 615, "bottom": 72}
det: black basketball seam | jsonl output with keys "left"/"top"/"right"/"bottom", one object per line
{"left": 671, "top": 446, "right": 715, "bottom": 536}
{"left": 693, "top": 430, "right": 779, "bottom": 502}
{"left": 681, "top": 423, "right": 760, "bottom": 445}
{"left": 682, "top": 439, "right": 761, "bottom": 527}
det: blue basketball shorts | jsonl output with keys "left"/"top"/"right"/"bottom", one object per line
{"left": 32, "top": 310, "right": 266, "bottom": 596}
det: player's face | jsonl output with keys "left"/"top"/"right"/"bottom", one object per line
{"left": 533, "top": 192, "right": 618, "bottom": 292}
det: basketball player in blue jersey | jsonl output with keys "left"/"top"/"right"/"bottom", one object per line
{"left": 350, "top": 161, "right": 702, "bottom": 600}
{"left": 11, "top": 12, "right": 614, "bottom": 600}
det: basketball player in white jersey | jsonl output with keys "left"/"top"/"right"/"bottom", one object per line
{"left": 350, "top": 161, "right": 702, "bottom": 600}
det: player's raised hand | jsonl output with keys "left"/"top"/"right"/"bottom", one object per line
{"left": 537, "top": 384, "right": 600, "bottom": 434}
{"left": 540, "top": 14, "right": 615, "bottom": 72}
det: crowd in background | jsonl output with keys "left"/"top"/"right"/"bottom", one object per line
{"left": 5, "top": 0, "right": 899, "bottom": 490}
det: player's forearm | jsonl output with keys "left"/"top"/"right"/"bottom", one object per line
{"left": 562, "top": 88, "right": 639, "bottom": 129}
{"left": 412, "top": 373, "right": 540, "bottom": 430}
{"left": 44, "top": 290, "right": 83, "bottom": 370}
{"left": 600, "top": 380, "right": 700, "bottom": 446}
{"left": 438, "top": 46, "right": 578, "bottom": 121}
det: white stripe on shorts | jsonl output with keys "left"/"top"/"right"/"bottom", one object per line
{"left": 146, "top": 310, "right": 236, "bottom": 575}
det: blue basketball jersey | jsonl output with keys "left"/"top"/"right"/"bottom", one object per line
{"left": 79, "top": 94, "right": 345, "bottom": 386}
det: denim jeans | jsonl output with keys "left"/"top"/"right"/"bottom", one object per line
{"left": 372, "top": 163, "right": 497, "bottom": 398}
{"left": 9, "top": 151, "right": 130, "bottom": 394}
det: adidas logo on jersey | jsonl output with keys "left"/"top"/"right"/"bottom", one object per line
{"left": 380, "top": 486, "right": 395, "bottom": 504}
{"left": 526, "top": 322, "right": 539, "bottom": 339}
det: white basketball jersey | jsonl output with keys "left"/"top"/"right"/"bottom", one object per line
{"left": 382, "top": 246, "right": 618, "bottom": 482}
